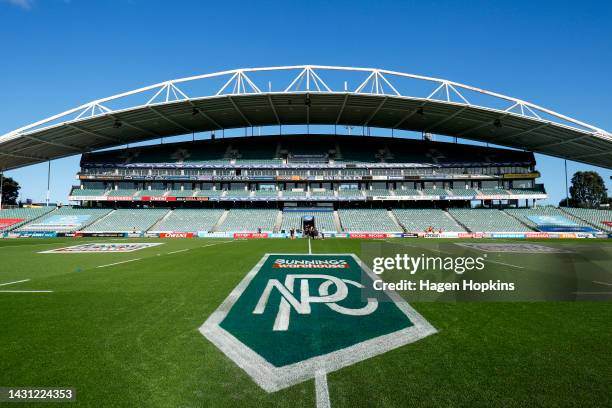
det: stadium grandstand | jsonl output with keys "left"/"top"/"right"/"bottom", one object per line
{"left": 0, "top": 66, "right": 610, "bottom": 238}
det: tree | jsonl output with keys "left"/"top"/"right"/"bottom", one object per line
{"left": 568, "top": 171, "right": 608, "bottom": 208}
{"left": 558, "top": 197, "right": 576, "bottom": 207}
{"left": 1, "top": 176, "right": 20, "bottom": 206}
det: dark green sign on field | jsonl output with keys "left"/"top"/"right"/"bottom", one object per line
{"left": 199, "top": 254, "right": 436, "bottom": 392}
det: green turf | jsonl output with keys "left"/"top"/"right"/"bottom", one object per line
{"left": 0, "top": 238, "right": 610, "bottom": 407}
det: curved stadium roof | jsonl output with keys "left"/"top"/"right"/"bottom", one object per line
{"left": 0, "top": 65, "right": 611, "bottom": 171}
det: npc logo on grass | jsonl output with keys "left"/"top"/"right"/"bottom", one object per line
{"left": 199, "top": 254, "right": 436, "bottom": 392}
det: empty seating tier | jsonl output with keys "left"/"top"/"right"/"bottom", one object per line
{"left": 0, "top": 207, "right": 54, "bottom": 231}
{"left": 366, "top": 189, "right": 393, "bottom": 197}
{"left": 195, "top": 190, "right": 224, "bottom": 197}
{"left": 169, "top": 190, "right": 195, "bottom": 197}
{"left": 393, "top": 209, "right": 465, "bottom": 232}
{"left": 150, "top": 209, "right": 223, "bottom": 232}
{"left": 217, "top": 209, "right": 278, "bottom": 232}
{"left": 17, "top": 207, "right": 111, "bottom": 233}
{"left": 395, "top": 189, "right": 422, "bottom": 196}
{"left": 561, "top": 208, "right": 612, "bottom": 232}
{"left": 449, "top": 209, "right": 531, "bottom": 232}
{"left": 338, "top": 209, "right": 401, "bottom": 232}
{"left": 107, "top": 189, "right": 137, "bottom": 197}
{"left": 449, "top": 189, "right": 478, "bottom": 196}
{"left": 84, "top": 209, "right": 168, "bottom": 232}
{"left": 504, "top": 207, "right": 591, "bottom": 230}
{"left": 141, "top": 190, "right": 167, "bottom": 196}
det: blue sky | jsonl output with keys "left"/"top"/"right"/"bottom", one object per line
{"left": 0, "top": 0, "right": 610, "bottom": 205}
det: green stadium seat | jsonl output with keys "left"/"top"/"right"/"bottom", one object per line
{"left": 151, "top": 209, "right": 224, "bottom": 232}
{"left": 449, "top": 209, "right": 531, "bottom": 232}
{"left": 17, "top": 207, "right": 112, "bottom": 233}
{"left": 217, "top": 209, "right": 278, "bottom": 232}
{"left": 84, "top": 209, "right": 168, "bottom": 232}
{"left": 0, "top": 207, "right": 55, "bottom": 231}
{"left": 338, "top": 209, "right": 401, "bottom": 232}
{"left": 393, "top": 209, "right": 464, "bottom": 232}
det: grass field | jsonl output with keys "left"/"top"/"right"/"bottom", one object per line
{"left": 0, "top": 237, "right": 611, "bottom": 407}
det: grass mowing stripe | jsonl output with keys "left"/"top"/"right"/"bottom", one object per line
{"left": 0, "top": 279, "right": 30, "bottom": 287}
{"left": 593, "top": 281, "right": 612, "bottom": 287}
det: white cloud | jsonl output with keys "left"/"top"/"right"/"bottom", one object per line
{"left": 2, "top": 0, "right": 34, "bottom": 10}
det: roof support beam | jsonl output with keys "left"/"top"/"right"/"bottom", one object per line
{"left": 490, "top": 123, "right": 549, "bottom": 143}
{"left": 227, "top": 96, "right": 252, "bottom": 127}
{"left": 21, "top": 135, "right": 83, "bottom": 152}
{"left": 364, "top": 97, "right": 387, "bottom": 126}
{"left": 455, "top": 113, "right": 510, "bottom": 138}
{"left": 392, "top": 100, "right": 431, "bottom": 129}
{"left": 65, "top": 123, "right": 123, "bottom": 143}
{"left": 566, "top": 149, "right": 610, "bottom": 160}
{"left": 267, "top": 95, "right": 281, "bottom": 124}
{"left": 528, "top": 135, "right": 588, "bottom": 151}
{"left": 305, "top": 93, "right": 310, "bottom": 130}
{"left": 106, "top": 114, "right": 162, "bottom": 139}
{"left": 423, "top": 106, "right": 469, "bottom": 133}
{"left": 147, "top": 106, "right": 193, "bottom": 133}
{"left": 335, "top": 94, "right": 349, "bottom": 124}
{"left": 0, "top": 150, "right": 46, "bottom": 161}
{"left": 189, "top": 105, "right": 223, "bottom": 130}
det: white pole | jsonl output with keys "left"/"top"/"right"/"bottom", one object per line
{"left": 0, "top": 169, "right": 4, "bottom": 210}
{"left": 46, "top": 160, "right": 51, "bottom": 207}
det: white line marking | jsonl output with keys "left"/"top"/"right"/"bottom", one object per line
{"left": 201, "top": 240, "right": 233, "bottom": 248}
{"left": 90, "top": 241, "right": 231, "bottom": 269}
{"left": 0, "top": 290, "right": 53, "bottom": 293}
{"left": 593, "top": 281, "right": 612, "bottom": 287}
{"left": 96, "top": 258, "right": 142, "bottom": 268}
{"left": 485, "top": 259, "right": 525, "bottom": 269}
{"left": 0, "top": 279, "right": 30, "bottom": 287}
{"left": 308, "top": 238, "right": 312, "bottom": 254}
{"left": 168, "top": 249, "right": 189, "bottom": 254}
{"left": 315, "top": 370, "right": 331, "bottom": 408}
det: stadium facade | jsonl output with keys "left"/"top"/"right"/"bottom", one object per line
{"left": 70, "top": 134, "right": 545, "bottom": 207}
{"left": 1, "top": 66, "right": 610, "bottom": 238}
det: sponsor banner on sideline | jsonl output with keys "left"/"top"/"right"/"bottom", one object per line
{"left": 159, "top": 232, "right": 194, "bottom": 238}
{"left": 15, "top": 231, "right": 57, "bottom": 238}
{"left": 234, "top": 232, "right": 269, "bottom": 239}
{"left": 349, "top": 233, "right": 389, "bottom": 239}
{"left": 197, "top": 231, "right": 232, "bottom": 238}
{"left": 78, "top": 232, "right": 127, "bottom": 238}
